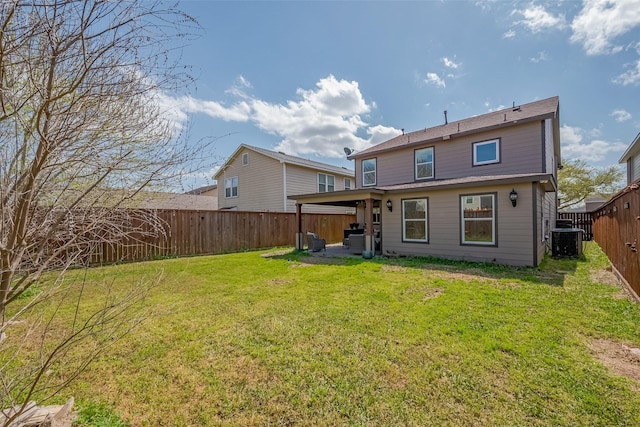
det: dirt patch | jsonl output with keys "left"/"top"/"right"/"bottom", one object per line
{"left": 381, "top": 265, "right": 408, "bottom": 273}
{"left": 591, "top": 268, "right": 620, "bottom": 287}
{"left": 590, "top": 338, "right": 640, "bottom": 383}
{"left": 260, "top": 249, "right": 293, "bottom": 258}
{"left": 401, "top": 286, "right": 444, "bottom": 301}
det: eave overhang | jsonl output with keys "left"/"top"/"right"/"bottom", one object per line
{"left": 288, "top": 189, "right": 385, "bottom": 207}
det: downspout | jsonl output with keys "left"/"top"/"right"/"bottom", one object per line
{"left": 282, "top": 162, "right": 287, "bottom": 212}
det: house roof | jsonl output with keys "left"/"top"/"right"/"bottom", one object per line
{"left": 215, "top": 144, "right": 354, "bottom": 178}
{"left": 289, "top": 173, "right": 554, "bottom": 207}
{"left": 185, "top": 184, "right": 217, "bottom": 195}
{"left": 119, "top": 191, "right": 219, "bottom": 210}
{"left": 619, "top": 131, "right": 640, "bottom": 163}
{"left": 377, "top": 173, "right": 556, "bottom": 192}
{"left": 351, "top": 96, "right": 560, "bottom": 159}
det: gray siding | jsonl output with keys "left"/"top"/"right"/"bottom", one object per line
{"left": 357, "top": 121, "right": 544, "bottom": 187}
{"left": 544, "top": 119, "right": 555, "bottom": 175}
{"left": 631, "top": 156, "right": 640, "bottom": 183}
{"left": 381, "top": 183, "right": 537, "bottom": 266}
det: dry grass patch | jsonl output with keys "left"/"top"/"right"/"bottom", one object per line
{"left": 590, "top": 339, "right": 640, "bottom": 384}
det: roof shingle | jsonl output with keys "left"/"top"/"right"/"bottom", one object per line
{"left": 351, "top": 96, "right": 559, "bottom": 158}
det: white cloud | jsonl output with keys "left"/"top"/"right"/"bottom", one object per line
{"left": 611, "top": 109, "right": 632, "bottom": 122}
{"left": 225, "top": 75, "right": 253, "bottom": 98}
{"left": 570, "top": 0, "right": 640, "bottom": 55}
{"left": 442, "top": 57, "right": 460, "bottom": 69}
{"left": 514, "top": 4, "right": 567, "bottom": 33}
{"left": 560, "top": 124, "right": 628, "bottom": 161}
{"left": 425, "top": 72, "right": 446, "bottom": 88}
{"left": 158, "top": 75, "right": 403, "bottom": 159}
{"left": 530, "top": 51, "right": 549, "bottom": 63}
{"left": 613, "top": 59, "right": 640, "bottom": 85}
{"left": 503, "top": 29, "right": 516, "bottom": 39}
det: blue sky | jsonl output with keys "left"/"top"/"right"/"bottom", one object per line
{"left": 164, "top": 0, "right": 640, "bottom": 190}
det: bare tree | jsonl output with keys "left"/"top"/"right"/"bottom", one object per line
{"left": 0, "top": 0, "right": 204, "bottom": 422}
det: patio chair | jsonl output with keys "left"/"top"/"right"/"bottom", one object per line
{"left": 307, "top": 232, "right": 326, "bottom": 252}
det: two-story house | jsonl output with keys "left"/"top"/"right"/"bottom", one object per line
{"left": 290, "top": 96, "right": 560, "bottom": 266}
{"left": 619, "top": 132, "right": 640, "bottom": 185}
{"left": 214, "top": 144, "right": 355, "bottom": 213}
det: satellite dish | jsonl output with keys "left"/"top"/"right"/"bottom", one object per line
{"left": 344, "top": 147, "right": 353, "bottom": 156}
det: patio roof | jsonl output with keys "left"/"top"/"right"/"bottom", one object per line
{"left": 289, "top": 173, "right": 555, "bottom": 206}
{"left": 288, "top": 188, "right": 384, "bottom": 206}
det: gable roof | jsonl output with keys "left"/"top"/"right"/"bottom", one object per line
{"left": 215, "top": 144, "right": 354, "bottom": 179}
{"left": 185, "top": 184, "right": 217, "bottom": 195}
{"left": 619, "top": 132, "right": 640, "bottom": 163}
{"left": 351, "top": 96, "right": 560, "bottom": 159}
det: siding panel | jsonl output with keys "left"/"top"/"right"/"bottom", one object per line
{"left": 371, "top": 121, "right": 544, "bottom": 187}
{"left": 381, "top": 183, "right": 536, "bottom": 266}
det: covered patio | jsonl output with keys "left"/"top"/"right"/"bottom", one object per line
{"left": 289, "top": 189, "right": 385, "bottom": 255}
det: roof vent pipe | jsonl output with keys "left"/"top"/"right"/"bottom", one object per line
{"left": 444, "top": 110, "right": 448, "bottom": 124}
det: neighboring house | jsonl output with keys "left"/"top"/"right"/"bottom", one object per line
{"left": 619, "top": 132, "right": 640, "bottom": 185}
{"left": 291, "top": 96, "right": 561, "bottom": 266}
{"left": 186, "top": 184, "right": 218, "bottom": 198}
{"left": 120, "top": 191, "right": 219, "bottom": 211}
{"left": 214, "top": 144, "right": 355, "bottom": 213}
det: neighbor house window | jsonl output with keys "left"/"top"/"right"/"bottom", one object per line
{"left": 403, "top": 198, "right": 429, "bottom": 242}
{"left": 362, "top": 158, "right": 376, "bottom": 186}
{"left": 318, "top": 173, "right": 335, "bottom": 192}
{"left": 461, "top": 193, "right": 496, "bottom": 245}
{"left": 242, "top": 153, "right": 249, "bottom": 166}
{"left": 473, "top": 139, "right": 500, "bottom": 166}
{"left": 415, "top": 147, "right": 434, "bottom": 180}
{"left": 225, "top": 176, "right": 238, "bottom": 198}
{"left": 344, "top": 178, "right": 352, "bottom": 190}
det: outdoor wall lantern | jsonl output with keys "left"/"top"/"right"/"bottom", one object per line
{"left": 386, "top": 199, "right": 393, "bottom": 212}
{"left": 509, "top": 189, "right": 518, "bottom": 207}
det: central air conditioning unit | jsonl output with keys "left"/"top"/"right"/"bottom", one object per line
{"left": 552, "top": 228, "right": 583, "bottom": 258}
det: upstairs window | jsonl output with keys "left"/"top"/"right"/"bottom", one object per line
{"left": 242, "top": 152, "right": 249, "bottom": 166}
{"left": 318, "top": 173, "right": 335, "bottom": 192}
{"left": 473, "top": 139, "right": 500, "bottom": 166}
{"left": 225, "top": 176, "right": 238, "bottom": 198}
{"left": 415, "top": 147, "right": 434, "bottom": 180}
{"left": 344, "top": 178, "right": 352, "bottom": 190}
{"left": 362, "top": 158, "right": 376, "bottom": 186}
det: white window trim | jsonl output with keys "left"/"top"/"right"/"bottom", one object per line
{"left": 224, "top": 176, "right": 238, "bottom": 198}
{"left": 415, "top": 147, "right": 434, "bottom": 180}
{"left": 344, "top": 177, "right": 351, "bottom": 190}
{"left": 362, "top": 158, "right": 376, "bottom": 187}
{"left": 317, "top": 173, "right": 335, "bottom": 193}
{"left": 461, "top": 194, "right": 496, "bottom": 245}
{"left": 402, "top": 198, "right": 429, "bottom": 243}
{"left": 473, "top": 139, "right": 500, "bottom": 166}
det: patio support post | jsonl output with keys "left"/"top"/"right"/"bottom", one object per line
{"left": 295, "top": 203, "right": 304, "bottom": 250}
{"left": 365, "top": 198, "right": 374, "bottom": 252}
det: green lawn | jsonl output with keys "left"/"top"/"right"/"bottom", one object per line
{"left": 11, "top": 243, "right": 640, "bottom": 426}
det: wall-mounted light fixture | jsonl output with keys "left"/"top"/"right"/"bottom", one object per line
{"left": 509, "top": 189, "right": 518, "bottom": 207}
{"left": 624, "top": 202, "right": 630, "bottom": 209}
{"left": 386, "top": 199, "right": 393, "bottom": 212}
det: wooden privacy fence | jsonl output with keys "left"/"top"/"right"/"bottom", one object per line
{"left": 91, "top": 210, "right": 355, "bottom": 264}
{"left": 592, "top": 182, "right": 640, "bottom": 297}
{"left": 557, "top": 212, "right": 593, "bottom": 240}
